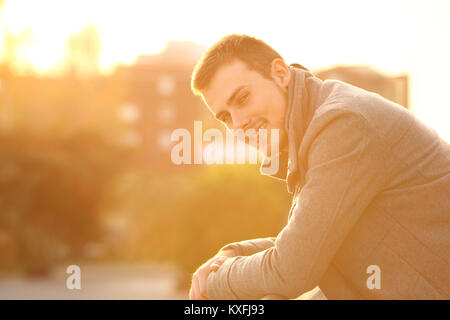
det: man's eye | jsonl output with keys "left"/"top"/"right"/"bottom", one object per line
{"left": 238, "top": 92, "right": 249, "bottom": 106}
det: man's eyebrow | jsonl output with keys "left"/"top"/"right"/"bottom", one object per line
{"left": 214, "top": 85, "right": 247, "bottom": 121}
{"left": 226, "top": 85, "right": 246, "bottom": 106}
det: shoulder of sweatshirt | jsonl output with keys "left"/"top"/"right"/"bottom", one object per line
{"left": 313, "top": 79, "right": 415, "bottom": 145}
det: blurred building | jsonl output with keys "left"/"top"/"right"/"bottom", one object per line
{"left": 314, "top": 65, "right": 409, "bottom": 109}
{"left": 0, "top": 49, "right": 409, "bottom": 171}
{"left": 115, "top": 41, "right": 213, "bottom": 169}
{"left": 116, "top": 54, "right": 410, "bottom": 168}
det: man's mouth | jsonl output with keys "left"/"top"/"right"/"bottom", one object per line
{"left": 253, "top": 120, "right": 269, "bottom": 146}
{"left": 254, "top": 120, "right": 268, "bottom": 131}
{"left": 239, "top": 120, "right": 269, "bottom": 146}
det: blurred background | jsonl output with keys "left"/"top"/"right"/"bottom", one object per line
{"left": 0, "top": 0, "right": 448, "bottom": 299}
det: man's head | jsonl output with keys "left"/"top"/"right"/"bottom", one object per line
{"left": 191, "top": 34, "right": 291, "bottom": 155}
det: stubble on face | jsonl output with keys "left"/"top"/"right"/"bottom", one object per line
{"left": 202, "top": 59, "right": 290, "bottom": 157}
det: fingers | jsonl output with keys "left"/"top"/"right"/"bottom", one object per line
{"left": 210, "top": 256, "right": 227, "bottom": 272}
{"left": 189, "top": 274, "right": 196, "bottom": 299}
{"left": 198, "top": 271, "right": 208, "bottom": 300}
{"left": 190, "top": 272, "right": 201, "bottom": 300}
{"left": 190, "top": 256, "right": 230, "bottom": 300}
{"left": 193, "top": 274, "right": 201, "bottom": 300}
{"left": 218, "top": 248, "right": 236, "bottom": 258}
{"left": 190, "top": 271, "right": 209, "bottom": 300}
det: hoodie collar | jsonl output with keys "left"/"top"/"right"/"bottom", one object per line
{"left": 260, "top": 65, "right": 322, "bottom": 194}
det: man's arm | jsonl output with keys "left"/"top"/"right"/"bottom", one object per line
{"left": 206, "top": 111, "right": 387, "bottom": 299}
{"left": 219, "top": 237, "right": 276, "bottom": 256}
{"left": 190, "top": 238, "right": 276, "bottom": 300}
{"left": 189, "top": 246, "right": 238, "bottom": 300}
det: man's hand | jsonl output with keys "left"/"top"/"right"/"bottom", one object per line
{"left": 189, "top": 249, "right": 236, "bottom": 300}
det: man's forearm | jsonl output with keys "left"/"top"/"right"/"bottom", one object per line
{"left": 219, "top": 237, "right": 276, "bottom": 256}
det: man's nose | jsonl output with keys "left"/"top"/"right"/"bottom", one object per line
{"left": 230, "top": 110, "right": 249, "bottom": 130}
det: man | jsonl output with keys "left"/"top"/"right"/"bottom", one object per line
{"left": 189, "top": 34, "right": 450, "bottom": 300}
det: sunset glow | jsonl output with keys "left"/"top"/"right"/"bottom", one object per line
{"left": 0, "top": 0, "right": 449, "bottom": 140}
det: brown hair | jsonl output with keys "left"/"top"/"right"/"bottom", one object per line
{"left": 191, "top": 34, "right": 283, "bottom": 96}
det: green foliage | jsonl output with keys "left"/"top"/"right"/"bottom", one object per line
{"left": 104, "top": 165, "right": 291, "bottom": 276}
{"left": 0, "top": 131, "right": 129, "bottom": 273}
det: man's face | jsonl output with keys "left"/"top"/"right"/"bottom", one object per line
{"left": 201, "top": 59, "right": 289, "bottom": 156}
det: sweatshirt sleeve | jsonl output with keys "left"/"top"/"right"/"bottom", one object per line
{"left": 206, "top": 111, "right": 387, "bottom": 300}
{"left": 219, "top": 238, "right": 276, "bottom": 256}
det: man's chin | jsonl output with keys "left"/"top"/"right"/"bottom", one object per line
{"left": 238, "top": 127, "right": 286, "bottom": 158}
{"left": 262, "top": 141, "right": 278, "bottom": 159}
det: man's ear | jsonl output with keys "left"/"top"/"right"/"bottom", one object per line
{"left": 270, "top": 58, "right": 290, "bottom": 91}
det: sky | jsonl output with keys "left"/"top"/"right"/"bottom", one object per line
{"left": 0, "top": 0, "right": 449, "bottom": 141}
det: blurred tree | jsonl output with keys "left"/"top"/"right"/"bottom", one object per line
{"left": 64, "top": 23, "right": 101, "bottom": 79}
{"left": 100, "top": 165, "right": 291, "bottom": 288}
{"left": 0, "top": 130, "right": 130, "bottom": 275}
{"left": 0, "top": 27, "right": 34, "bottom": 75}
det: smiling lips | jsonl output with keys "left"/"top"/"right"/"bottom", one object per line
{"left": 251, "top": 119, "right": 267, "bottom": 131}
{"left": 240, "top": 120, "right": 269, "bottom": 146}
